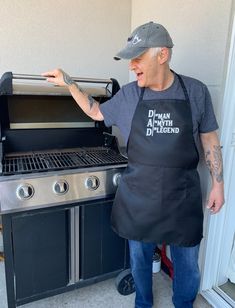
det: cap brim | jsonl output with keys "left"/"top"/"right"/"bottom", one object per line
{"left": 114, "top": 46, "right": 148, "bottom": 61}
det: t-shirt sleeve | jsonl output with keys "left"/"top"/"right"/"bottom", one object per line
{"left": 199, "top": 86, "right": 219, "bottom": 133}
{"left": 99, "top": 88, "right": 124, "bottom": 127}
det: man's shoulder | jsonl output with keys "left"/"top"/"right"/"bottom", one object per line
{"left": 122, "top": 80, "right": 138, "bottom": 91}
{"left": 119, "top": 80, "right": 140, "bottom": 98}
{"left": 178, "top": 74, "right": 207, "bottom": 90}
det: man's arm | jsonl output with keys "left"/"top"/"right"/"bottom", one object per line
{"left": 42, "top": 69, "right": 104, "bottom": 121}
{"left": 200, "top": 131, "right": 225, "bottom": 214}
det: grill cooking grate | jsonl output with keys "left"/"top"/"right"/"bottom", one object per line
{"left": 2, "top": 148, "right": 127, "bottom": 175}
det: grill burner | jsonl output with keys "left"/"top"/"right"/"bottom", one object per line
{"left": 2, "top": 147, "right": 127, "bottom": 175}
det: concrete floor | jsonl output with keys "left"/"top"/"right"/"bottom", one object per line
{"left": 220, "top": 280, "right": 235, "bottom": 302}
{"left": 0, "top": 261, "right": 212, "bottom": 308}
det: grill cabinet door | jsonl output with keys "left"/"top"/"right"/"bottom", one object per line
{"left": 11, "top": 208, "right": 70, "bottom": 300}
{"left": 80, "top": 200, "right": 127, "bottom": 279}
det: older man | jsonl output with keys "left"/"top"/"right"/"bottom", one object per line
{"left": 43, "top": 21, "right": 224, "bottom": 308}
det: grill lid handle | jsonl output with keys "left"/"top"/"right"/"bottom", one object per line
{"left": 12, "top": 73, "right": 113, "bottom": 85}
{"left": 0, "top": 72, "right": 120, "bottom": 97}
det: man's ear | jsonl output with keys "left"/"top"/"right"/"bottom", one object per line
{"left": 158, "top": 48, "right": 169, "bottom": 64}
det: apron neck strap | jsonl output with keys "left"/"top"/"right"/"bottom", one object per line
{"left": 173, "top": 72, "right": 190, "bottom": 103}
{"left": 139, "top": 87, "right": 145, "bottom": 101}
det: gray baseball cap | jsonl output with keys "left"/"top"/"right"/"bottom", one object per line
{"left": 114, "top": 21, "right": 173, "bottom": 60}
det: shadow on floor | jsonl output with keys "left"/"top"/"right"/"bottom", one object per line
{"left": 0, "top": 261, "right": 211, "bottom": 308}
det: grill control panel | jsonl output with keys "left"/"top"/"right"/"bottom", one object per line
{"left": 0, "top": 168, "right": 126, "bottom": 213}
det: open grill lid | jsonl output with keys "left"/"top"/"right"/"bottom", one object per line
{"left": 0, "top": 72, "right": 119, "bottom": 134}
{"left": 0, "top": 72, "right": 124, "bottom": 175}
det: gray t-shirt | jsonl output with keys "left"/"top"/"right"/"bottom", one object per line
{"left": 100, "top": 73, "right": 218, "bottom": 149}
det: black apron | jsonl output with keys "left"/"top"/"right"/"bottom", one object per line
{"left": 111, "top": 74, "right": 203, "bottom": 247}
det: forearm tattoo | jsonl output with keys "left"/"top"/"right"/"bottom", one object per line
{"left": 62, "top": 71, "right": 74, "bottom": 86}
{"left": 87, "top": 94, "right": 96, "bottom": 109}
{"left": 62, "top": 71, "right": 96, "bottom": 110}
{"left": 205, "top": 145, "right": 223, "bottom": 183}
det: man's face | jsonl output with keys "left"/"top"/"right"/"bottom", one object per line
{"left": 129, "top": 49, "right": 161, "bottom": 89}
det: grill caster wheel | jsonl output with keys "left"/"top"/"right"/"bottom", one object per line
{"left": 115, "top": 269, "right": 135, "bottom": 295}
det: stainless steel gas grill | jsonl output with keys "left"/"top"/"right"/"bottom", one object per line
{"left": 0, "top": 73, "right": 127, "bottom": 212}
{"left": 0, "top": 73, "right": 133, "bottom": 308}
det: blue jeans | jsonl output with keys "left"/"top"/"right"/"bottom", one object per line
{"left": 129, "top": 240, "right": 200, "bottom": 308}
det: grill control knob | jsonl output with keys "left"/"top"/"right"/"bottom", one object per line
{"left": 16, "top": 184, "right": 34, "bottom": 200}
{"left": 53, "top": 180, "right": 69, "bottom": 195}
{"left": 85, "top": 176, "right": 100, "bottom": 190}
{"left": 113, "top": 173, "right": 122, "bottom": 186}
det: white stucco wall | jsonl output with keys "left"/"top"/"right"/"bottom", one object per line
{"left": 0, "top": 0, "right": 131, "bottom": 85}
{"left": 1, "top": 1, "right": 233, "bottom": 139}
{"left": 0, "top": 1, "right": 233, "bottom": 131}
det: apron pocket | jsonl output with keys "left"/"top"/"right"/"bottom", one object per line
{"left": 122, "top": 163, "right": 163, "bottom": 202}
{"left": 162, "top": 167, "right": 187, "bottom": 200}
